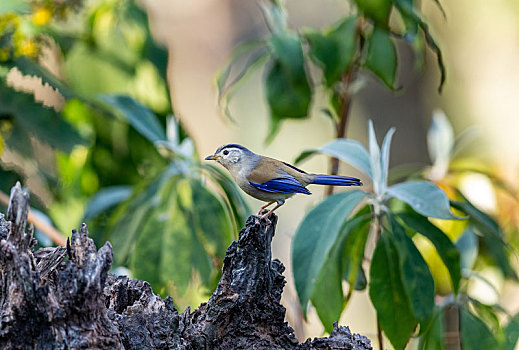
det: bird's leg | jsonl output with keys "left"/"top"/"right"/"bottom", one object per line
{"left": 257, "top": 201, "right": 275, "bottom": 216}
{"left": 259, "top": 200, "right": 284, "bottom": 219}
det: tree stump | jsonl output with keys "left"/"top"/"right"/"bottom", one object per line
{"left": 0, "top": 183, "right": 372, "bottom": 349}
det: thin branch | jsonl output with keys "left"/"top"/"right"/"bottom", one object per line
{"left": 0, "top": 189, "right": 67, "bottom": 246}
{"left": 377, "top": 318, "right": 383, "bottom": 350}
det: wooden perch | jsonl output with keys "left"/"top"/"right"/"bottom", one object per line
{"left": 0, "top": 183, "right": 372, "bottom": 349}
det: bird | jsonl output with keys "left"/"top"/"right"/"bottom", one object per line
{"left": 205, "top": 144, "right": 362, "bottom": 219}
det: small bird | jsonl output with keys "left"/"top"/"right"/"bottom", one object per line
{"left": 205, "top": 144, "right": 362, "bottom": 219}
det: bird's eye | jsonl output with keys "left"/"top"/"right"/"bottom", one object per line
{"left": 223, "top": 150, "right": 229, "bottom": 155}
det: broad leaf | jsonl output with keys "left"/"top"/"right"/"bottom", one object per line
{"left": 427, "top": 110, "right": 454, "bottom": 180}
{"left": 387, "top": 181, "right": 461, "bottom": 219}
{"left": 216, "top": 40, "right": 268, "bottom": 100}
{"left": 11, "top": 57, "right": 75, "bottom": 99}
{"left": 365, "top": 27, "right": 397, "bottom": 89}
{"left": 460, "top": 308, "right": 499, "bottom": 350}
{"left": 452, "top": 198, "right": 517, "bottom": 280}
{"left": 189, "top": 179, "right": 233, "bottom": 260}
{"left": 369, "top": 232, "right": 417, "bottom": 350}
{"left": 305, "top": 15, "right": 358, "bottom": 86}
{"left": 0, "top": 0, "right": 30, "bottom": 14}
{"left": 504, "top": 313, "right": 519, "bottom": 350}
{"left": 202, "top": 164, "right": 251, "bottom": 231}
{"left": 354, "top": 0, "right": 392, "bottom": 26}
{"left": 455, "top": 227, "right": 478, "bottom": 270}
{"left": 266, "top": 31, "right": 312, "bottom": 141}
{"left": 418, "top": 307, "right": 445, "bottom": 350}
{"left": 380, "top": 127, "right": 395, "bottom": 193}
{"left": 310, "top": 237, "right": 345, "bottom": 333}
{"left": 390, "top": 215, "right": 435, "bottom": 323}
{"left": 0, "top": 83, "right": 85, "bottom": 153}
{"left": 292, "top": 190, "right": 368, "bottom": 313}
{"left": 398, "top": 212, "right": 461, "bottom": 293}
{"left": 311, "top": 214, "right": 371, "bottom": 331}
{"left": 83, "top": 185, "right": 132, "bottom": 220}
{"left": 100, "top": 94, "right": 166, "bottom": 143}
{"left": 341, "top": 216, "right": 372, "bottom": 289}
{"left": 295, "top": 138, "right": 372, "bottom": 178}
{"left": 111, "top": 175, "right": 166, "bottom": 264}
{"left": 368, "top": 121, "right": 382, "bottom": 193}
{"left": 394, "top": 0, "right": 445, "bottom": 91}
{"left": 427, "top": 110, "right": 454, "bottom": 165}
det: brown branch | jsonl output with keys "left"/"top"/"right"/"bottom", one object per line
{"left": 0, "top": 189, "right": 67, "bottom": 246}
{"left": 326, "top": 18, "right": 364, "bottom": 197}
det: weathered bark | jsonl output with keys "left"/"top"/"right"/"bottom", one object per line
{"left": 0, "top": 183, "right": 372, "bottom": 349}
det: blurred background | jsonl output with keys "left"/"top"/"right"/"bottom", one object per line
{"left": 1, "top": 0, "right": 518, "bottom": 348}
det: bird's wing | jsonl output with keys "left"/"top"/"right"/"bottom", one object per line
{"left": 249, "top": 177, "right": 311, "bottom": 194}
{"left": 248, "top": 157, "right": 311, "bottom": 195}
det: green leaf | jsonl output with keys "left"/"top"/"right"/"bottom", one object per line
{"left": 389, "top": 215, "right": 435, "bottom": 323}
{"left": 100, "top": 94, "right": 166, "bottom": 143}
{"left": 10, "top": 57, "right": 76, "bottom": 99}
{"left": 387, "top": 181, "right": 462, "bottom": 220}
{"left": 504, "top": 313, "right": 519, "bottom": 350}
{"left": 341, "top": 216, "right": 372, "bottom": 289}
{"left": 292, "top": 190, "right": 368, "bottom": 313}
{"left": 380, "top": 127, "right": 395, "bottom": 193}
{"left": 0, "top": 0, "right": 30, "bottom": 14}
{"left": 216, "top": 40, "right": 268, "bottom": 100}
{"left": 189, "top": 179, "right": 233, "bottom": 260}
{"left": 369, "top": 232, "right": 417, "bottom": 350}
{"left": 311, "top": 214, "right": 371, "bottom": 331}
{"left": 295, "top": 138, "right": 372, "bottom": 178}
{"left": 365, "top": 27, "right": 397, "bottom": 89}
{"left": 305, "top": 15, "right": 358, "bottom": 87}
{"left": 427, "top": 110, "right": 454, "bottom": 166}
{"left": 354, "top": 0, "right": 392, "bottom": 26}
{"left": 130, "top": 188, "right": 176, "bottom": 290}
{"left": 266, "top": 31, "right": 312, "bottom": 141}
{"left": 202, "top": 164, "right": 251, "bottom": 231}
{"left": 111, "top": 176, "right": 165, "bottom": 264}
{"left": 0, "top": 83, "right": 85, "bottom": 153}
{"left": 460, "top": 308, "right": 499, "bottom": 350}
{"left": 83, "top": 185, "right": 132, "bottom": 220}
{"left": 311, "top": 238, "right": 345, "bottom": 333}
{"left": 398, "top": 212, "right": 461, "bottom": 293}
{"left": 451, "top": 197, "right": 517, "bottom": 280}
{"left": 418, "top": 307, "right": 445, "bottom": 350}
{"left": 394, "top": 0, "right": 446, "bottom": 91}
{"left": 455, "top": 227, "right": 478, "bottom": 270}
{"left": 368, "top": 120, "right": 382, "bottom": 194}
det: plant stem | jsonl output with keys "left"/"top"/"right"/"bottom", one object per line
{"left": 444, "top": 305, "right": 461, "bottom": 350}
{"left": 373, "top": 212, "right": 383, "bottom": 350}
{"left": 326, "top": 17, "right": 364, "bottom": 197}
{"left": 377, "top": 319, "right": 384, "bottom": 350}
{"left": 326, "top": 70, "right": 355, "bottom": 197}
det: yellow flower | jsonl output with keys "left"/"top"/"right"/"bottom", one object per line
{"left": 32, "top": 7, "right": 52, "bottom": 26}
{"left": 15, "top": 39, "right": 38, "bottom": 58}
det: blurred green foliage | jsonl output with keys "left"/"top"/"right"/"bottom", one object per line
{"left": 0, "top": 0, "right": 249, "bottom": 307}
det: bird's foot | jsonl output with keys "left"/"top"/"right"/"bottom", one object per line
{"left": 256, "top": 210, "right": 272, "bottom": 223}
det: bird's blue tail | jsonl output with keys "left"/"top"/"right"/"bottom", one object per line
{"left": 311, "top": 174, "right": 362, "bottom": 186}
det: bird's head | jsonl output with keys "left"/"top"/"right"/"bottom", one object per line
{"left": 204, "top": 144, "right": 255, "bottom": 169}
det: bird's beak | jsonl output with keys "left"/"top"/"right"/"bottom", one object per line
{"left": 205, "top": 154, "right": 218, "bottom": 160}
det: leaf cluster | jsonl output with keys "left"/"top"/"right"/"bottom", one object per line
{"left": 292, "top": 120, "right": 519, "bottom": 349}
{"left": 217, "top": 0, "right": 445, "bottom": 141}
